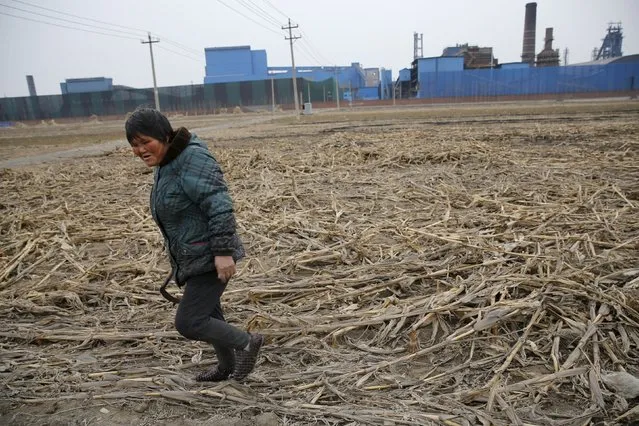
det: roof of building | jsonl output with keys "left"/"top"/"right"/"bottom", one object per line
{"left": 204, "top": 45, "right": 251, "bottom": 51}
{"left": 572, "top": 54, "right": 639, "bottom": 66}
{"left": 65, "top": 77, "right": 111, "bottom": 83}
{"left": 415, "top": 56, "right": 464, "bottom": 61}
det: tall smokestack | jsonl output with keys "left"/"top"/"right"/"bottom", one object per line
{"left": 26, "top": 75, "right": 37, "bottom": 97}
{"left": 521, "top": 2, "right": 537, "bottom": 65}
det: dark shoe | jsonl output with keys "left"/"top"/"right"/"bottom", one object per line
{"left": 195, "top": 365, "right": 233, "bottom": 382}
{"left": 233, "top": 333, "right": 264, "bottom": 381}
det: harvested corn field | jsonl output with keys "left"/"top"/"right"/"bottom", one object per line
{"left": 1, "top": 101, "right": 639, "bottom": 425}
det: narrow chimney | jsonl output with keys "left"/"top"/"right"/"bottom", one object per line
{"left": 521, "top": 2, "right": 537, "bottom": 65}
{"left": 26, "top": 75, "right": 37, "bottom": 97}
{"left": 544, "top": 27, "right": 554, "bottom": 50}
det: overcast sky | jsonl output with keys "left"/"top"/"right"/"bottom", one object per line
{"left": 1, "top": 0, "right": 638, "bottom": 97}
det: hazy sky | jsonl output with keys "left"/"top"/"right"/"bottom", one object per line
{"left": 1, "top": 0, "right": 638, "bottom": 97}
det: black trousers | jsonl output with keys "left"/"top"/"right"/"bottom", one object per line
{"left": 174, "top": 272, "right": 250, "bottom": 370}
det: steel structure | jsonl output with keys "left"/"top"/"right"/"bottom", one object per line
{"left": 595, "top": 23, "right": 623, "bottom": 60}
{"left": 443, "top": 44, "right": 497, "bottom": 69}
{"left": 413, "top": 32, "right": 423, "bottom": 60}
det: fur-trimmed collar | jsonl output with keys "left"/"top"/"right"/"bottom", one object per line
{"left": 160, "top": 127, "right": 191, "bottom": 166}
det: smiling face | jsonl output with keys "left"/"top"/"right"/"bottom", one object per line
{"left": 130, "top": 134, "right": 169, "bottom": 167}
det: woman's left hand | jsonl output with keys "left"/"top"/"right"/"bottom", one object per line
{"left": 215, "top": 256, "right": 236, "bottom": 283}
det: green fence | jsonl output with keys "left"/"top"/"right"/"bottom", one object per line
{"left": 0, "top": 78, "right": 338, "bottom": 121}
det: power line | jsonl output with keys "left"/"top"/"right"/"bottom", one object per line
{"left": 0, "top": 3, "right": 144, "bottom": 37}
{"left": 236, "top": 0, "right": 279, "bottom": 27}
{"left": 241, "top": 0, "right": 282, "bottom": 26}
{"left": 299, "top": 39, "right": 327, "bottom": 66}
{"left": 300, "top": 31, "right": 335, "bottom": 65}
{"left": 297, "top": 41, "right": 323, "bottom": 66}
{"left": 242, "top": 0, "right": 334, "bottom": 67}
{"left": 260, "top": 0, "right": 288, "bottom": 20}
{"left": 160, "top": 38, "right": 202, "bottom": 57}
{"left": 157, "top": 45, "right": 203, "bottom": 63}
{"left": 9, "top": 0, "right": 147, "bottom": 34}
{"left": 9, "top": 0, "right": 203, "bottom": 59}
{"left": 1, "top": 10, "right": 203, "bottom": 66}
{"left": 0, "top": 10, "right": 138, "bottom": 40}
{"left": 244, "top": 0, "right": 334, "bottom": 67}
{"left": 295, "top": 48, "right": 316, "bottom": 66}
{"left": 215, "top": 0, "right": 281, "bottom": 36}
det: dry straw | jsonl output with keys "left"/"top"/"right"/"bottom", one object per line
{"left": 1, "top": 103, "right": 638, "bottom": 424}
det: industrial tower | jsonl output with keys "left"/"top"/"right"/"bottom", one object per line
{"left": 594, "top": 23, "right": 623, "bottom": 60}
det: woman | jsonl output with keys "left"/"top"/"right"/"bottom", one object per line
{"left": 125, "top": 107, "right": 263, "bottom": 382}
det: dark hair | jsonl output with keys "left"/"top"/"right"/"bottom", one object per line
{"left": 125, "top": 107, "right": 173, "bottom": 144}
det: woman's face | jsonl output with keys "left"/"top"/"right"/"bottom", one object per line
{"left": 130, "top": 135, "right": 168, "bottom": 167}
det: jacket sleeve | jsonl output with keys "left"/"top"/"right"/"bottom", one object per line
{"left": 180, "top": 146, "right": 237, "bottom": 257}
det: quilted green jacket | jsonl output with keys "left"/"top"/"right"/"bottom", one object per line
{"left": 150, "top": 130, "right": 245, "bottom": 285}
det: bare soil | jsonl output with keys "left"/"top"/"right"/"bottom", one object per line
{"left": 1, "top": 100, "right": 638, "bottom": 425}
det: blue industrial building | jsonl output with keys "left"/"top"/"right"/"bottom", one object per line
{"left": 409, "top": 55, "right": 639, "bottom": 99}
{"left": 399, "top": 69, "right": 411, "bottom": 81}
{"left": 379, "top": 69, "right": 393, "bottom": 99}
{"left": 60, "top": 77, "right": 113, "bottom": 94}
{"left": 203, "top": 45, "right": 391, "bottom": 101}
{"left": 204, "top": 46, "right": 268, "bottom": 83}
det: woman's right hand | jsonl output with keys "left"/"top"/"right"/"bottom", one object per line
{"left": 215, "top": 256, "right": 236, "bottom": 283}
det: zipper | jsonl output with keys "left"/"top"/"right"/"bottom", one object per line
{"left": 152, "top": 166, "right": 180, "bottom": 284}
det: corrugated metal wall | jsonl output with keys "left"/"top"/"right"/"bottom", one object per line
{"left": 0, "top": 78, "right": 336, "bottom": 121}
{"left": 417, "top": 62, "right": 639, "bottom": 98}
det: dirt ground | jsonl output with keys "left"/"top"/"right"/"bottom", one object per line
{"left": 1, "top": 100, "right": 638, "bottom": 425}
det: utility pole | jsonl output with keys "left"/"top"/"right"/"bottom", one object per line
{"left": 564, "top": 48, "right": 569, "bottom": 66}
{"left": 334, "top": 66, "right": 340, "bottom": 110}
{"left": 271, "top": 77, "right": 275, "bottom": 113}
{"left": 348, "top": 81, "right": 352, "bottom": 108}
{"left": 142, "top": 32, "right": 160, "bottom": 111}
{"left": 282, "top": 19, "right": 301, "bottom": 116}
{"left": 392, "top": 81, "right": 396, "bottom": 106}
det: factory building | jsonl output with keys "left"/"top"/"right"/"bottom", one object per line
{"left": 410, "top": 55, "right": 639, "bottom": 99}
{"left": 203, "top": 45, "right": 390, "bottom": 101}
{"left": 403, "top": 2, "right": 638, "bottom": 100}
{"left": 442, "top": 44, "right": 497, "bottom": 69}
{"left": 60, "top": 77, "right": 113, "bottom": 95}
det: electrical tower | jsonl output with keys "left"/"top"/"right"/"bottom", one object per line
{"left": 282, "top": 19, "right": 301, "bottom": 116}
{"left": 142, "top": 33, "right": 160, "bottom": 111}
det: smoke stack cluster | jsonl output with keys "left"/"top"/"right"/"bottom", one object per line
{"left": 521, "top": 2, "right": 537, "bottom": 65}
